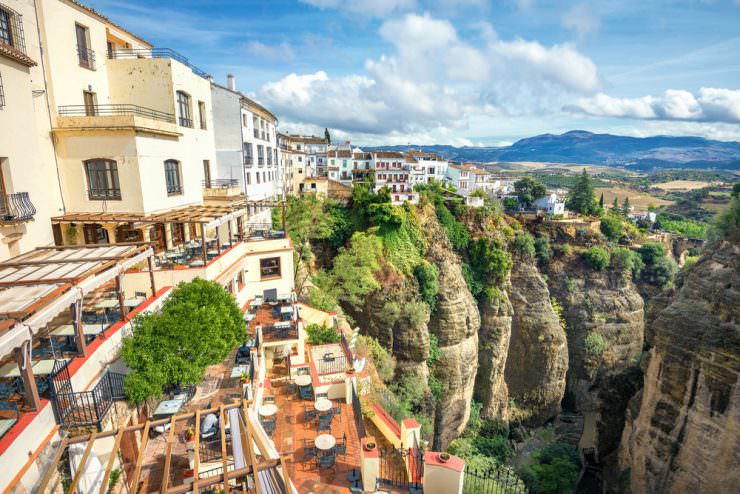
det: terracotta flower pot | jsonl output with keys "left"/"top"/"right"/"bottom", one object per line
{"left": 438, "top": 452, "right": 451, "bottom": 463}
{"left": 365, "top": 441, "right": 376, "bottom": 451}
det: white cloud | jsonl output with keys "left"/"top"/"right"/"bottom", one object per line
{"left": 245, "top": 41, "right": 295, "bottom": 61}
{"left": 259, "top": 13, "right": 602, "bottom": 136}
{"left": 561, "top": 4, "right": 601, "bottom": 37}
{"left": 298, "top": 0, "right": 416, "bottom": 17}
{"left": 565, "top": 88, "right": 740, "bottom": 123}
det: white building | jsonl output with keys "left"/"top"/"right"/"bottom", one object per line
{"left": 406, "top": 150, "right": 448, "bottom": 183}
{"left": 445, "top": 163, "right": 473, "bottom": 194}
{"left": 211, "top": 75, "right": 280, "bottom": 201}
{"left": 533, "top": 193, "right": 566, "bottom": 215}
{"left": 372, "top": 151, "right": 418, "bottom": 204}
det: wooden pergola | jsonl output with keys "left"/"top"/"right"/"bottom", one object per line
{"left": 37, "top": 400, "right": 293, "bottom": 494}
{"left": 51, "top": 200, "right": 286, "bottom": 261}
{"left": 0, "top": 243, "right": 155, "bottom": 410}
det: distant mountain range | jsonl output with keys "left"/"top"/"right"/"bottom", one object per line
{"left": 363, "top": 130, "right": 740, "bottom": 171}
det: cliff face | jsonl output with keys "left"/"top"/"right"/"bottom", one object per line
{"left": 504, "top": 261, "right": 568, "bottom": 425}
{"left": 475, "top": 283, "right": 513, "bottom": 420}
{"left": 620, "top": 239, "right": 740, "bottom": 493}
{"left": 421, "top": 207, "right": 481, "bottom": 451}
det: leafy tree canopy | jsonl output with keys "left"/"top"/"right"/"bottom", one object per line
{"left": 122, "top": 279, "right": 243, "bottom": 403}
{"left": 514, "top": 177, "right": 547, "bottom": 207}
{"left": 600, "top": 213, "right": 624, "bottom": 242}
{"left": 305, "top": 323, "right": 341, "bottom": 345}
{"left": 566, "top": 169, "right": 599, "bottom": 216}
{"left": 583, "top": 246, "right": 610, "bottom": 270}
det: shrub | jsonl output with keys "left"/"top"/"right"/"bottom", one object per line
{"left": 428, "top": 373, "right": 443, "bottom": 400}
{"left": 652, "top": 256, "right": 678, "bottom": 287}
{"left": 585, "top": 332, "right": 607, "bottom": 356}
{"left": 436, "top": 203, "right": 471, "bottom": 251}
{"left": 683, "top": 256, "right": 698, "bottom": 271}
{"left": 600, "top": 213, "right": 624, "bottom": 241}
{"left": 329, "top": 232, "right": 382, "bottom": 311}
{"left": 535, "top": 235, "right": 553, "bottom": 266}
{"left": 582, "top": 246, "right": 610, "bottom": 270}
{"left": 514, "top": 233, "right": 536, "bottom": 259}
{"left": 306, "top": 323, "right": 341, "bottom": 345}
{"left": 461, "top": 262, "right": 483, "bottom": 298}
{"left": 638, "top": 242, "right": 667, "bottom": 264}
{"left": 551, "top": 297, "right": 566, "bottom": 331}
{"left": 470, "top": 238, "right": 513, "bottom": 285}
{"left": 414, "top": 261, "right": 440, "bottom": 311}
{"left": 306, "top": 280, "right": 339, "bottom": 313}
{"left": 561, "top": 243, "right": 572, "bottom": 255}
{"left": 404, "top": 301, "right": 429, "bottom": 329}
{"left": 427, "top": 333, "right": 441, "bottom": 367}
{"left": 610, "top": 247, "right": 644, "bottom": 281}
{"left": 356, "top": 335, "right": 395, "bottom": 382}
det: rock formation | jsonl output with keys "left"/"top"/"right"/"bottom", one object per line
{"left": 505, "top": 260, "right": 569, "bottom": 425}
{"left": 619, "top": 238, "right": 740, "bottom": 493}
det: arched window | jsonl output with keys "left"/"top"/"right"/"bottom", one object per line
{"left": 164, "top": 159, "right": 182, "bottom": 195}
{"left": 84, "top": 159, "right": 120, "bottom": 200}
{"left": 176, "top": 91, "right": 192, "bottom": 127}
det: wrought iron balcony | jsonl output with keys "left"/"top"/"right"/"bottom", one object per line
{"left": 107, "top": 47, "right": 209, "bottom": 78}
{"left": 257, "top": 157, "right": 265, "bottom": 166}
{"left": 58, "top": 104, "right": 175, "bottom": 123}
{"left": 0, "top": 192, "right": 36, "bottom": 222}
{"left": 201, "top": 178, "right": 239, "bottom": 189}
{"left": 77, "top": 45, "right": 95, "bottom": 70}
{"left": 244, "top": 156, "right": 254, "bottom": 166}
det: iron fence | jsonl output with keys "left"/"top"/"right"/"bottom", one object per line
{"left": 261, "top": 323, "right": 298, "bottom": 341}
{"left": 107, "top": 47, "right": 209, "bottom": 78}
{"left": 463, "top": 465, "right": 528, "bottom": 494}
{"left": 77, "top": 45, "right": 95, "bottom": 70}
{"left": 377, "top": 446, "right": 424, "bottom": 492}
{"left": 351, "top": 382, "right": 367, "bottom": 438}
{"left": 202, "top": 178, "right": 239, "bottom": 188}
{"left": 0, "top": 192, "right": 36, "bottom": 221}
{"left": 58, "top": 103, "right": 175, "bottom": 123}
{"left": 314, "top": 352, "right": 348, "bottom": 375}
{"left": 50, "top": 370, "right": 128, "bottom": 430}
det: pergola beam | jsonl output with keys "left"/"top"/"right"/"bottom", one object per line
{"left": 219, "top": 404, "right": 230, "bottom": 494}
{"left": 66, "top": 432, "right": 97, "bottom": 494}
{"left": 98, "top": 428, "right": 125, "bottom": 494}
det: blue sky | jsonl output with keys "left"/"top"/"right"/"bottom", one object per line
{"left": 93, "top": 0, "right": 740, "bottom": 145}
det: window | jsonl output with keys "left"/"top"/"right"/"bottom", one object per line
{"left": 243, "top": 142, "right": 253, "bottom": 165}
{"left": 84, "top": 159, "right": 121, "bottom": 200}
{"left": 242, "top": 113, "right": 248, "bottom": 127}
{"left": 176, "top": 91, "right": 192, "bottom": 127}
{"left": 256, "top": 172, "right": 260, "bottom": 184}
{"left": 246, "top": 172, "right": 251, "bottom": 185}
{"left": 164, "top": 159, "right": 182, "bottom": 195}
{"left": 0, "top": 6, "right": 14, "bottom": 47}
{"left": 203, "top": 160, "right": 211, "bottom": 187}
{"left": 0, "top": 72, "right": 4, "bottom": 109}
{"left": 198, "top": 100, "right": 206, "bottom": 129}
{"left": 75, "top": 24, "right": 94, "bottom": 70}
{"left": 260, "top": 257, "right": 281, "bottom": 278}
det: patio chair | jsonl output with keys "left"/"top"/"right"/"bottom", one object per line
{"left": 303, "top": 439, "right": 316, "bottom": 460}
{"left": 332, "top": 405, "right": 341, "bottom": 416}
{"left": 316, "top": 392, "right": 328, "bottom": 399}
{"left": 318, "top": 454, "right": 336, "bottom": 468}
{"left": 299, "top": 387, "right": 313, "bottom": 401}
{"left": 263, "top": 395, "right": 275, "bottom": 404}
{"left": 0, "top": 381, "right": 16, "bottom": 400}
{"left": 304, "top": 404, "right": 317, "bottom": 421}
{"left": 262, "top": 420, "right": 276, "bottom": 436}
{"left": 336, "top": 434, "right": 347, "bottom": 456}
{"left": 35, "top": 377, "right": 49, "bottom": 396}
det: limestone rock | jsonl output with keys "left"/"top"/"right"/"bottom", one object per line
{"left": 619, "top": 239, "right": 740, "bottom": 493}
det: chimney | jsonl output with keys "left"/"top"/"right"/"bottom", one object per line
{"left": 227, "top": 74, "right": 236, "bottom": 91}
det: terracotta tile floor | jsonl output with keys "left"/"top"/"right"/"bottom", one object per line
{"left": 265, "top": 373, "right": 362, "bottom": 494}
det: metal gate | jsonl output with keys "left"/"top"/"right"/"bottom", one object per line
{"left": 377, "top": 446, "right": 424, "bottom": 492}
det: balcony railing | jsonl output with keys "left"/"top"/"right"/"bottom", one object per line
{"left": 261, "top": 323, "right": 298, "bottom": 341}
{"left": 108, "top": 47, "right": 209, "bottom": 78}
{"left": 202, "top": 178, "right": 239, "bottom": 188}
{"left": 77, "top": 45, "right": 96, "bottom": 70}
{"left": 0, "top": 192, "right": 36, "bottom": 222}
{"left": 257, "top": 157, "right": 265, "bottom": 166}
{"left": 58, "top": 104, "right": 176, "bottom": 123}
{"left": 244, "top": 156, "right": 253, "bottom": 166}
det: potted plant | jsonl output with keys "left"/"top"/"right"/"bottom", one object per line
{"left": 185, "top": 426, "right": 195, "bottom": 441}
{"left": 438, "top": 452, "right": 451, "bottom": 463}
{"left": 240, "top": 371, "right": 250, "bottom": 384}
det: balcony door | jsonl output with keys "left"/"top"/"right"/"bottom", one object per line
{"left": 83, "top": 90, "right": 97, "bottom": 116}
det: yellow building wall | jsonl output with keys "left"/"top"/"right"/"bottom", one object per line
{"left": 0, "top": 0, "right": 64, "bottom": 260}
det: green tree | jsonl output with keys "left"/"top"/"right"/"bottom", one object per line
{"left": 651, "top": 256, "right": 678, "bottom": 287}
{"left": 514, "top": 177, "right": 547, "bottom": 207}
{"left": 598, "top": 193, "right": 604, "bottom": 208}
{"left": 610, "top": 247, "right": 644, "bottom": 281}
{"left": 305, "top": 323, "right": 341, "bottom": 345}
{"left": 600, "top": 213, "right": 624, "bottom": 241}
{"left": 709, "top": 194, "right": 740, "bottom": 242}
{"left": 582, "top": 246, "right": 610, "bottom": 270}
{"left": 324, "top": 127, "right": 331, "bottom": 144}
{"left": 122, "top": 279, "right": 243, "bottom": 403}
{"left": 638, "top": 242, "right": 667, "bottom": 264}
{"left": 330, "top": 232, "right": 383, "bottom": 311}
{"left": 514, "top": 233, "right": 536, "bottom": 259}
{"left": 535, "top": 235, "right": 553, "bottom": 266}
{"left": 470, "top": 238, "right": 513, "bottom": 285}
{"left": 622, "top": 197, "right": 631, "bottom": 215}
{"left": 566, "top": 169, "right": 598, "bottom": 215}
{"left": 612, "top": 197, "right": 619, "bottom": 213}
{"left": 283, "top": 196, "right": 334, "bottom": 292}
{"left": 414, "top": 261, "right": 440, "bottom": 311}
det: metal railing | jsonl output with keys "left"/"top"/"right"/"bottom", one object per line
{"left": 314, "top": 352, "right": 349, "bottom": 375}
{"left": 257, "top": 157, "right": 265, "bottom": 166}
{"left": 244, "top": 156, "right": 254, "bottom": 166}
{"left": 463, "top": 465, "right": 528, "bottom": 493}
{"left": 57, "top": 103, "right": 175, "bottom": 123}
{"left": 377, "top": 446, "right": 424, "bottom": 491}
{"left": 0, "top": 192, "right": 36, "bottom": 222}
{"left": 261, "top": 323, "right": 298, "bottom": 341}
{"left": 77, "top": 45, "right": 95, "bottom": 70}
{"left": 0, "top": 7, "right": 27, "bottom": 55}
{"left": 108, "top": 47, "right": 208, "bottom": 78}
{"left": 245, "top": 223, "right": 286, "bottom": 240}
{"left": 50, "top": 371, "right": 127, "bottom": 430}
{"left": 202, "top": 178, "right": 239, "bottom": 188}
{"left": 351, "top": 383, "right": 367, "bottom": 438}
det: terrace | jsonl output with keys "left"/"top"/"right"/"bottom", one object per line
{"left": 0, "top": 245, "right": 157, "bottom": 439}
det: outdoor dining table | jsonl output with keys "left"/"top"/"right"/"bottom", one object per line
{"left": 49, "top": 324, "right": 105, "bottom": 336}
{"left": 0, "top": 358, "right": 69, "bottom": 378}
{"left": 230, "top": 364, "right": 250, "bottom": 379}
{"left": 189, "top": 260, "right": 205, "bottom": 267}
{"left": 124, "top": 297, "right": 146, "bottom": 308}
{"left": 294, "top": 375, "right": 312, "bottom": 387}
{"left": 279, "top": 305, "right": 293, "bottom": 315}
{"left": 314, "top": 398, "right": 332, "bottom": 413}
{"left": 94, "top": 299, "right": 119, "bottom": 310}
{"left": 315, "top": 434, "right": 336, "bottom": 451}
{"left": 207, "top": 250, "right": 219, "bottom": 256}
{"left": 259, "top": 404, "right": 278, "bottom": 417}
